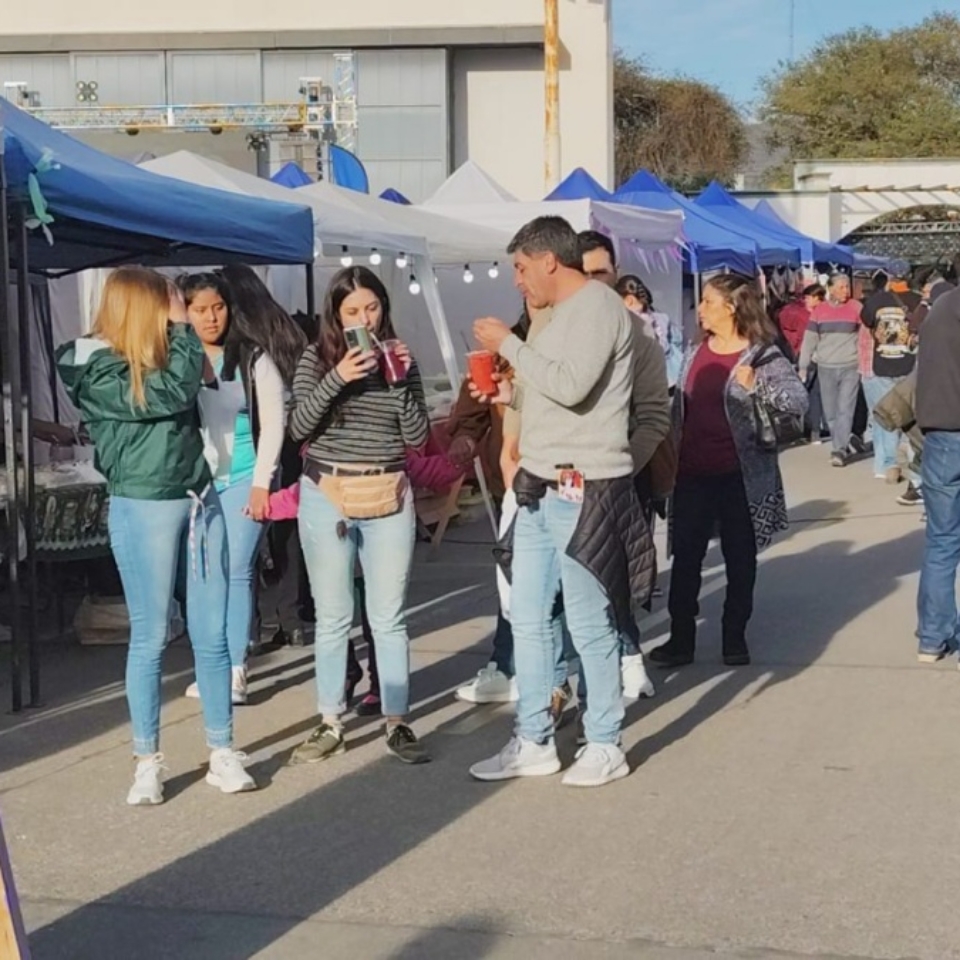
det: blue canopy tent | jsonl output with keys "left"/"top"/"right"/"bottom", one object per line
{"left": 692, "top": 182, "right": 803, "bottom": 267}
{"left": 379, "top": 188, "right": 412, "bottom": 205}
{"left": 0, "top": 98, "right": 316, "bottom": 710}
{"left": 271, "top": 161, "right": 313, "bottom": 189}
{"left": 746, "top": 197, "right": 853, "bottom": 267}
{"left": 612, "top": 170, "right": 760, "bottom": 274}
{"left": 545, "top": 168, "right": 612, "bottom": 202}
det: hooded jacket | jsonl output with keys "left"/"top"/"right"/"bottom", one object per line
{"left": 56, "top": 324, "right": 210, "bottom": 500}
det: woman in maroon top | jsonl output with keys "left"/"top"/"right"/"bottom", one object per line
{"left": 651, "top": 275, "right": 807, "bottom": 669}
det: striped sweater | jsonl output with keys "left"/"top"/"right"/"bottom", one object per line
{"left": 289, "top": 344, "right": 430, "bottom": 466}
{"left": 798, "top": 298, "right": 863, "bottom": 370}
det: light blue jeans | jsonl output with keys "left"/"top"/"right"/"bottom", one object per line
{"left": 862, "top": 375, "right": 903, "bottom": 474}
{"left": 511, "top": 490, "right": 623, "bottom": 746}
{"left": 109, "top": 491, "right": 232, "bottom": 756}
{"left": 299, "top": 476, "right": 415, "bottom": 719}
{"left": 918, "top": 431, "right": 960, "bottom": 657}
{"left": 219, "top": 479, "right": 267, "bottom": 667}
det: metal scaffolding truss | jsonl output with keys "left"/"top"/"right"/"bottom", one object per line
{"left": 849, "top": 220, "right": 960, "bottom": 238}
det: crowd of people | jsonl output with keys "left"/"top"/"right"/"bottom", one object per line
{"left": 53, "top": 217, "right": 815, "bottom": 803}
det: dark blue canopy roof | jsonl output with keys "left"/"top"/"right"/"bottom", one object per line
{"left": 693, "top": 182, "right": 802, "bottom": 267}
{"left": 1, "top": 98, "right": 315, "bottom": 273}
{"left": 545, "top": 168, "right": 612, "bottom": 201}
{"left": 379, "top": 188, "right": 412, "bottom": 205}
{"left": 270, "top": 162, "right": 313, "bottom": 188}
{"left": 751, "top": 199, "right": 854, "bottom": 266}
{"left": 613, "top": 170, "right": 759, "bottom": 274}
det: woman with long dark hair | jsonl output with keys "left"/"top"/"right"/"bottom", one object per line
{"left": 651, "top": 274, "right": 807, "bottom": 669}
{"left": 288, "top": 266, "right": 431, "bottom": 765}
{"left": 179, "top": 267, "right": 306, "bottom": 704}
{"left": 56, "top": 267, "right": 255, "bottom": 804}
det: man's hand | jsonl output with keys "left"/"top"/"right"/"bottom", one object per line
{"left": 473, "top": 317, "right": 512, "bottom": 354}
{"left": 468, "top": 373, "right": 514, "bottom": 407}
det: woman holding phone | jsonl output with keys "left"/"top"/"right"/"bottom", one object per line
{"left": 288, "top": 266, "right": 431, "bottom": 765}
{"left": 56, "top": 267, "right": 255, "bottom": 805}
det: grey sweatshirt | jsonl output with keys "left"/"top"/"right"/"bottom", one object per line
{"left": 499, "top": 280, "right": 636, "bottom": 481}
{"left": 798, "top": 298, "right": 863, "bottom": 370}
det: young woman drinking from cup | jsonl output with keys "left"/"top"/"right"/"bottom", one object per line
{"left": 288, "top": 266, "right": 431, "bottom": 765}
{"left": 56, "top": 267, "right": 255, "bottom": 805}
{"left": 179, "top": 267, "right": 306, "bottom": 704}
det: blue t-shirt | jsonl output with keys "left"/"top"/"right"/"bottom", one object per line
{"left": 212, "top": 355, "right": 256, "bottom": 491}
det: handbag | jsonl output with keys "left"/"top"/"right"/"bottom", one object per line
{"left": 751, "top": 350, "right": 804, "bottom": 452}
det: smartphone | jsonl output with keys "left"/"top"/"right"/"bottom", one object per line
{"left": 344, "top": 326, "right": 373, "bottom": 353}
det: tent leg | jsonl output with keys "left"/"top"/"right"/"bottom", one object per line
{"left": 305, "top": 263, "right": 317, "bottom": 322}
{"left": 0, "top": 143, "right": 24, "bottom": 713}
{"left": 15, "top": 204, "right": 39, "bottom": 708}
{"left": 472, "top": 456, "right": 499, "bottom": 539}
{"left": 413, "top": 254, "right": 460, "bottom": 388}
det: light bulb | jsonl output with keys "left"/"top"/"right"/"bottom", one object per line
{"left": 463, "top": 265, "right": 474, "bottom": 284}
{"left": 488, "top": 262, "right": 500, "bottom": 279}
{"left": 396, "top": 253, "right": 408, "bottom": 269}
{"left": 408, "top": 275, "right": 421, "bottom": 296}
{"left": 369, "top": 249, "right": 382, "bottom": 266}
{"left": 340, "top": 246, "right": 353, "bottom": 267}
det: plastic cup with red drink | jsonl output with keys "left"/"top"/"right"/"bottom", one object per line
{"left": 378, "top": 339, "right": 408, "bottom": 385}
{"left": 467, "top": 350, "right": 498, "bottom": 397}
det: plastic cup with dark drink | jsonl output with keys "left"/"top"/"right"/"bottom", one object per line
{"left": 468, "top": 350, "right": 498, "bottom": 397}
{"left": 378, "top": 339, "right": 407, "bottom": 385}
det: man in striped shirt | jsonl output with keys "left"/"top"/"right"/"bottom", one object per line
{"left": 798, "top": 273, "right": 863, "bottom": 467}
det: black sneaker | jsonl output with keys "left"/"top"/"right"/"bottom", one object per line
{"left": 356, "top": 694, "right": 382, "bottom": 717}
{"left": 385, "top": 724, "right": 431, "bottom": 764}
{"left": 898, "top": 483, "right": 923, "bottom": 506}
{"left": 649, "top": 642, "right": 695, "bottom": 668}
{"left": 289, "top": 723, "right": 345, "bottom": 765}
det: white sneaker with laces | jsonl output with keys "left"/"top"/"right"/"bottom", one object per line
{"left": 206, "top": 748, "right": 257, "bottom": 794}
{"left": 561, "top": 742, "right": 629, "bottom": 788}
{"left": 456, "top": 663, "right": 518, "bottom": 704}
{"left": 232, "top": 666, "right": 248, "bottom": 706}
{"left": 621, "top": 654, "right": 655, "bottom": 701}
{"left": 127, "top": 753, "right": 167, "bottom": 806}
{"left": 469, "top": 736, "right": 561, "bottom": 781}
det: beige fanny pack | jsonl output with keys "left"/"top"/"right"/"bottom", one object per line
{"left": 304, "top": 459, "right": 407, "bottom": 520}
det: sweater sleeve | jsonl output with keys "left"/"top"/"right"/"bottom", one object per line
{"left": 629, "top": 327, "right": 672, "bottom": 474}
{"left": 252, "top": 353, "right": 287, "bottom": 490}
{"left": 798, "top": 320, "right": 819, "bottom": 372}
{"left": 399, "top": 363, "right": 430, "bottom": 450}
{"left": 498, "top": 310, "right": 619, "bottom": 409}
{"left": 288, "top": 346, "right": 347, "bottom": 442}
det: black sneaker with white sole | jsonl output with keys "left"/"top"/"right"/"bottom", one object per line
{"left": 898, "top": 483, "right": 923, "bottom": 506}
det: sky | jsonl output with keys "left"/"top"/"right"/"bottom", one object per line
{"left": 612, "top": 0, "right": 952, "bottom": 109}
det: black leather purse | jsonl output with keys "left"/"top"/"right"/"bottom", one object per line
{"left": 751, "top": 349, "right": 804, "bottom": 452}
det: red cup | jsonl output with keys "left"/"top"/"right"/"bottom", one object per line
{"left": 468, "top": 350, "right": 498, "bottom": 397}
{"left": 378, "top": 339, "right": 407, "bottom": 385}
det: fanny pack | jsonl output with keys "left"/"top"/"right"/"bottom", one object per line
{"left": 303, "top": 459, "right": 407, "bottom": 520}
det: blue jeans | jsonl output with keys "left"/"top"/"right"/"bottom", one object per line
{"left": 511, "top": 490, "right": 623, "bottom": 745}
{"left": 109, "top": 491, "right": 232, "bottom": 756}
{"left": 219, "top": 480, "right": 266, "bottom": 667}
{"left": 862, "top": 375, "right": 902, "bottom": 474}
{"left": 918, "top": 432, "right": 960, "bottom": 656}
{"left": 299, "top": 476, "right": 415, "bottom": 718}
{"left": 491, "top": 606, "right": 569, "bottom": 690}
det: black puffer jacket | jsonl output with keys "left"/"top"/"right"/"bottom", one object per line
{"left": 495, "top": 475, "right": 656, "bottom": 634}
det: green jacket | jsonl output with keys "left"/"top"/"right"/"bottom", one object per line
{"left": 56, "top": 324, "right": 211, "bottom": 500}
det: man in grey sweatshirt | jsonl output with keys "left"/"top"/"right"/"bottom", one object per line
{"left": 468, "top": 216, "right": 648, "bottom": 789}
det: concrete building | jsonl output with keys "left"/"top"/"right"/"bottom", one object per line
{"left": 0, "top": 0, "right": 614, "bottom": 202}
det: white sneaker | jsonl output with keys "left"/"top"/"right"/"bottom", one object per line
{"left": 561, "top": 742, "right": 630, "bottom": 788}
{"left": 206, "top": 748, "right": 257, "bottom": 794}
{"left": 232, "top": 666, "right": 248, "bottom": 706}
{"left": 621, "top": 653, "right": 655, "bottom": 701}
{"left": 469, "top": 736, "right": 561, "bottom": 782}
{"left": 126, "top": 753, "right": 167, "bottom": 806}
{"left": 456, "top": 663, "right": 518, "bottom": 704}
{"left": 184, "top": 667, "right": 247, "bottom": 705}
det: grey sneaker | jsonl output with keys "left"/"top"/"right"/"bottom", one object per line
{"left": 289, "top": 723, "right": 346, "bottom": 765}
{"left": 561, "top": 742, "right": 630, "bottom": 788}
{"left": 385, "top": 724, "right": 431, "bottom": 764}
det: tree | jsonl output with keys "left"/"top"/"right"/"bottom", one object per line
{"left": 614, "top": 53, "right": 747, "bottom": 193}
{"left": 760, "top": 13, "right": 960, "bottom": 163}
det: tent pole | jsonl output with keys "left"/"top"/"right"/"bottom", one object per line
{"left": 0, "top": 132, "right": 25, "bottom": 713}
{"left": 544, "top": 0, "right": 562, "bottom": 191}
{"left": 15, "top": 202, "right": 39, "bottom": 707}
{"left": 305, "top": 263, "right": 317, "bottom": 322}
